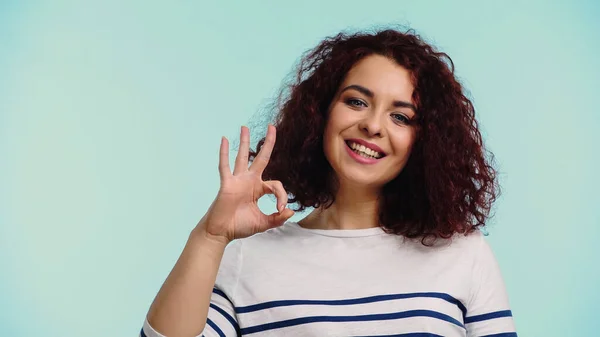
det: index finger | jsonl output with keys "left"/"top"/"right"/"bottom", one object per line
{"left": 249, "top": 124, "right": 276, "bottom": 174}
{"left": 218, "top": 136, "right": 231, "bottom": 180}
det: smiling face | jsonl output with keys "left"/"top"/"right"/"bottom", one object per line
{"left": 323, "top": 54, "right": 418, "bottom": 190}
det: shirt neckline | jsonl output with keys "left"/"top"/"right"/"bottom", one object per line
{"left": 286, "top": 221, "right": 387, "bottom": 238}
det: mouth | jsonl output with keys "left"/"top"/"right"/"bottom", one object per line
{"left": 344, "top": 140, "right": 386, "bottom": 160}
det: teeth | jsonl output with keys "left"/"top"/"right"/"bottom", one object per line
{"left": 348, "top": 141, "right": 382, "bottom": 159}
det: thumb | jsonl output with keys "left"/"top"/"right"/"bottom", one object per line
{"left": 266, "top": 208, "right": 295, "bottom": 229}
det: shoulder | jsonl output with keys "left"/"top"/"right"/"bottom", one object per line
{"left": 447, "top": 229, "right": 497, "bottom": 267}
{"left": 452, "top": 229, "right": 499, "bottom": 265}
{"left": 405, "top": 229, "right": 488, "bottom": 257}
{"left": 235, "top": 221, "right": 303, "bottom": 247}
{"left": 447, "top": 228, "right": 486, "bottom": 246}
{"left": 215, "top": 222, "right": 303, "bottom": 287}
{"left": 220, "top": 221, "right": 302, "bottom": 263}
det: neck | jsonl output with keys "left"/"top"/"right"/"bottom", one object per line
{"left": 300, "top": 182, "right": 381, "bottom": 230}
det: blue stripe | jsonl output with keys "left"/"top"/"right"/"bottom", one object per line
{"left": 480, "top": 333, "right": 518, "bottom": 337}
{"left": 235, "top": 292, "right": 467, "bottom": 317}
{"left": 206, "top": 318, "right": 226, "bottom": 337}
{"left": 140, "top": 327, "right": 147, "bottom": 337}
{"left": 356, "top": 332, "right": 444, "bottom": 337}
{"left": 211, "top": 288, "right": 241, "bottom": 336}
{"left": 465, "top": 310, "right": 513, "bottom": 324}
{"left": 210, "top": 303, "right": 240, "bottom": 334}
{"left": 240, "top": 309, "right": 464, "bottom": 335}
{"left": 213, "top": 287, "right": 228, "bottom": 299}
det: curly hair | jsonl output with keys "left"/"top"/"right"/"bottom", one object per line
{"left": 249, "top": 28, "right": 499, "bottom": 244}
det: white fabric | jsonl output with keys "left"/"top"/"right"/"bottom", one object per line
{"left": 142, "top": 221, "right": 517, "bottom": 336}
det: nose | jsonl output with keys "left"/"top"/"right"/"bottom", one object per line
{"left": 358, "top": 110, "right": 383, "bottom": 138}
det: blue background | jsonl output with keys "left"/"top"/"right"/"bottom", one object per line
{"left": 1, "top": 1, "right": 598, "bottom": 336}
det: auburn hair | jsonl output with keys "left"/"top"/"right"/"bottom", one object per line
{"left": 249, "top": 28, "right": 499, "bottom": 244}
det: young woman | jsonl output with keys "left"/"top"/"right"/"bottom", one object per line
{"left": 141, "top": 29, "right": 517, "bottom": 337}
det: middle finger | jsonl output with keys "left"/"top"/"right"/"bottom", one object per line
{"left": 233, "top": 126, "right": 250, "bottom": 175}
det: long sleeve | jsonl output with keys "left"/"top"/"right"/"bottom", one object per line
{"left": 465, "top": 233, "right": 517, "bottom": 337}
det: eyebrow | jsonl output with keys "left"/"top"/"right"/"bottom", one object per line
{"left": 340, "top": 84, "right": 417, "bottom": 112}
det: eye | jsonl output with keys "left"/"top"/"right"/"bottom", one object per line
{"left": 391, "top": 113, "right": 411, "bottom": 125}
{"left": 345, "top": 98, "right": 367, "bottom": 108}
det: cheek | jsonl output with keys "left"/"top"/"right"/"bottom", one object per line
{"left": 322, "top": 121, "right": 338, "bottom": 161}
{"left": 323, "top": 121, "right": 336, "bottom": 148}
{"left": 384, "top": 133, "right": 416, "bottom": 180}
{"left": 326, "top": 106, "right": 348, "bottom": 129}
{"left": 323, "top": 108, "right": 348, "bottom": 146}
{"left": 390, "top": 130, "right": 417, "bottom": 157}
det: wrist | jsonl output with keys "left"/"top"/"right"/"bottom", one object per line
{"left": 191, "top": 223, "right": 230, "bottom": 248}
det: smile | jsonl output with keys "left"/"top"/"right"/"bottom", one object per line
{"left": 344, "top": 140, "right": 386, "bottom": 164}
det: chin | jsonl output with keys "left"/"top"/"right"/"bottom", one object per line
{"left": 336, "top": 170, "right": 387, "bottom": 190}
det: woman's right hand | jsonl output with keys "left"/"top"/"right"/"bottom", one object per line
{"left": 196, "top": 124, "right": 294, "bottom": 244}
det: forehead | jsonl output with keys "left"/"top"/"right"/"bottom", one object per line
{"left": 341, "top": 54, "right": 414, "bottom": 102}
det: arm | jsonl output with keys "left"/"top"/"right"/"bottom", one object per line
{"left": 144, "top": 225, "right": 230, "bottom": 337}
{"left": 141, "top": 125, "right": 292, "bottom": 337}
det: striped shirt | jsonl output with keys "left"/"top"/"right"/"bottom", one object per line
{"left": 142, "top": 222, "right": 517, "bottom": 336}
